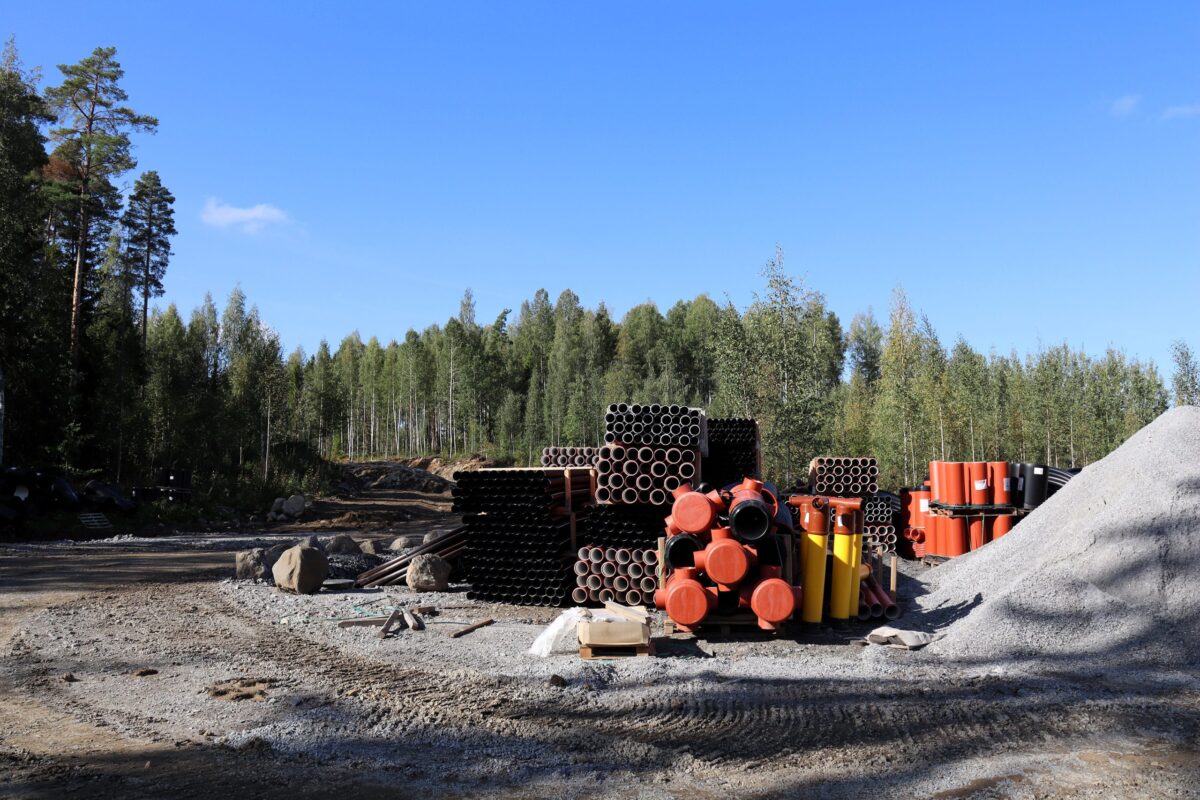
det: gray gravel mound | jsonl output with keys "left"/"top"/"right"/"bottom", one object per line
{"left": 917, "top": 405, "right": 1200, "bottom": 672}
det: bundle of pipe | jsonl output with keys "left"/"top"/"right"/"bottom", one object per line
{"left": 658, "top": 478, "right": 801, "bottom": 631}
{"left": 594, "top": 443, "right": 699, "bottom": 505}
{"left": 356, "top": 526, "right": 469, "bottom": 587}
{"left": 785, "top": 494, "right": 867, "bottom": 627}
{"left": 701, "top": 418, "right": 760, "bottom": 489}
{"left": 452, "top": 468, "right": 594, "bottom": 607}
{"left": 571, "top": 546, "right": 660, "bottom": 606}
{"left": 862, "top": 524, "right": 897, "bottom": 553}
{"left": 807, "top": 456, "right": 880, "bottom": 496}
{"left": 576, "top": 504, "right": 665, "bottom": 550}
{"left": 539, "top": 446, "right": 601, "bottom": 468}
{"left": 857, "top": 572, "right": 900, "bottom": 621}
{"left": 451, "top": 469, "right": 593, "bottom": 514}
{"left": 928, "top": 460, "right": 1018, "bottom": 508}
{"left": 862, "top": 494, "right": 896, "bottom": 526}
{"left": 603, "top": 403, "right": 707, "bottom": 451}
{"left": 902, "top": 526, "right": 927, "bottom": 559}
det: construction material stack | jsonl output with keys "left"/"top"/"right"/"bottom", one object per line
{"left": 540, "top": 447, "right": 601, "bottom": 468}
{"left": 701, "top": 418, "right": 761, "bottom": 489}
{"left": 657, "top": 479, "right": 800, "bottom": 631}
{"left": 454, "top": 469, "right": 592, "bottom": 606}
{"left": 595, "top": 404, "right": 706, "bottom": 505}
{"left": 572, "top": 546, "right": 660, "bottom": 606}
{"left": 926, "top": 461, "right": 1019, "bottom": 558}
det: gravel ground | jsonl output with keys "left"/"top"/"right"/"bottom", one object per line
{"left": 4, "top": 412, "right": 1200, "bottom": 798}
{"left": 4, "top": 545, "right": 1198, "bottom": 798}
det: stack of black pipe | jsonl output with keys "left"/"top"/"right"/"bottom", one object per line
{"left": 577, "top": 504, "right": 665, "bottom": 549}
{"left": 603, "top": 403, "right": 707, "bottom": 450}
{"left": 539, "top": 446, "right": 600, "bottom": 468}
{"left": 863, "top": 494, "right": 896, "bottom": 526}
{"left": 454, "top": 469, "right": 592, "bottom": 607}
{"left": 594, "top": 444, "right": 699, "bottom": 505}
{"left": 702, "top": 418, "right": 759, "bottom": 489}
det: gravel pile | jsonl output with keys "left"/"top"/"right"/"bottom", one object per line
{"left": 918, "top": 406, "right": 1200, "bottom": 672}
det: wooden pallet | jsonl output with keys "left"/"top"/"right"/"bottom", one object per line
{"left": 664, "top": 612, "right": 785, "bottom": 636}
{"left": 579, "top": 642, "right": 655, "bottom": 660}
{"left": 78, "top": 512, "right": 112, "bottom": 530}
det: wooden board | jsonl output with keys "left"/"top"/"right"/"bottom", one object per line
{"left": 579, "top": 642, "right": 655, "bottom": 660}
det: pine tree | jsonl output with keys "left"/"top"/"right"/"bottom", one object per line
{"left": 44, "top": 46, "right": 156, "bottom": 361}
{"left": 121, "top": 170, "right": 176, "bottom": 350}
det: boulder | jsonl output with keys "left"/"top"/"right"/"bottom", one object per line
{"left": 423, "top": 531, "right": 446, "bottom": 545}
{"left": 266, "top": 512, "right": 278, "bottom": 523}
{"left": 271, "top": 497, "right": 286, "bottom": 514}
{"left": 388, "top": 536, "right": 414, "bottom": 552}
{"left": 262, "top": 542, "right": 292, "bottom": 573}
{"left": 326, "top": 534, "right": 362, "bottom": 555}
{"left": 406, "top": 554, "right": 451, "bottom": 592}
{"left": 272, "top": 545, "right": 328, "bottom": 594}
{"left": 360, "top": 539, "right": 383, "bottom": 556}
{"left": 282, "top": 494, "right": 306, "bottom": 518}
{"left": 301, "top": 535, "right": 325, "bottom": 552}
{"left": 235, "top": 548, "right": 267, "bottom": 580}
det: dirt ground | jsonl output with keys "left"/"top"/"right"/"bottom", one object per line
{"left": 2, "top": 471, "right": 1198, "bottom": 799}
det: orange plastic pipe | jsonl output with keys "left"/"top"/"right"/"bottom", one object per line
{"left": 968, "top": 516, "right": 985, "bottom": 551}
{"left": 988, "top": 461, "right": 1011, "bottom": 505}
{"left": 692, "top": 527, "right": 754, "bottom": 587}
{"left": 966, "top": 462, "right": 989, "bottom": 505}
{"left": 944, "top": 517, "right": 967, "bottom": 557}
{"left": 992, "top": 514, "right": 1013, "bottom": 539}
{"left": 928, "top": 460, "right": 942, "bottom": 503}
{"left": 654, "top": 567, "right": 717, "bottom": 628}
{"left": 940, "top": 462, "right": 966, "bottom": 505}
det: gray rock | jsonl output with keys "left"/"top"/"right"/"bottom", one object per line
{"left": 282, "top": 494, "right": 306, "bottom": 518}
{"left": 272, "top": 545, "right": 328, "bottom": 594}
{"left": 423, "top": 531, "right": 447, "bottom": 545}
{"left": 360, "top": 539, "right": 384, "bottom": 556}
{"left": 389, "top": 536, "right": 418, "bottom": 552}
{"left": 266, "top": 512, "right": 278, "bottom": 523}
{"left": 271, "top": 497, "right": 286, "bottom": 514}
{"left": 263, "top": 543, "right": 291, "bottom": 573}
{"left": 235, "top": 548, "right": 267, "bottom": 580}
{"left": 300, "top": 535, "right": 325, "bottom": 552}
{"left": 406, "top": 554, "right": 451, "bottom": 592}
{"left": 326, "top": 534, "right": 362, "bottom": 555}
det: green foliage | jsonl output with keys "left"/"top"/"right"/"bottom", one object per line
{"left": 0, "top": 40, "right": 1182, "bottom": 506}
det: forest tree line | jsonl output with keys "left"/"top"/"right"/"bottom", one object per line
{"left": 2, "top": 43, "right": 1199, "bottom": 503}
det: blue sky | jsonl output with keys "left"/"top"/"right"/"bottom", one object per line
{"left": 8, "top": 2, "right": 1199, "bottom": 371}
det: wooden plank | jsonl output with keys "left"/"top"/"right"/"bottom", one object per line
{"left": 579, "top": 642, "right": 655, "bottom": 660}
{"left": 889, "top": 553, "right": 898, "bottom": 600}
{"left": 402, "top": 609, "right": 424, "bottom": 631}
{"left": 337, "top": 616, "right": 390, "bottom": 628}
{"left": 603, "top": 601, "right": 650, "bottom": 623}
{"left": 378, "top": 610, "right": 402, "bottom": 639}
{"left": 449, "top": 618, "right": 494, "bottom": 638}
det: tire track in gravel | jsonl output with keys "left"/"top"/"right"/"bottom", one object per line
{"left": 23, "top": 583, "right": 1200, "bottom": 783}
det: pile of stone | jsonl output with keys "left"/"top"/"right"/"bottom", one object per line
{"left": 236, "top": 533, "right": 385, "bottom": 593}
{"left": 265, "top": 494, "right": 308, "bottom": 523}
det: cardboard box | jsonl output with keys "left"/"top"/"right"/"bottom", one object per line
{"left": 577, "top": 620, "right": 649, "bottom": 647}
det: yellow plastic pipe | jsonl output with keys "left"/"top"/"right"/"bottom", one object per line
{"left": 830, "top": 532, "right": 854, "bottom": 622}
{"left": 849, "top": 531, "right": 863, "bottom": 614}
{"left": 801, "top": 532, "right": 828, "bottom": 624}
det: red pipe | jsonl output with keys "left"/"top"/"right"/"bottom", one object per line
{"left": 968, "top": 516, "right": 985, "bottom": 551}
{"left": 966, "top": 462, "right": 989, "bottom": 505}
{"left": 928, "top": 460, "right": 942, "bottom": 504}
{"left": 654, "top": 567, "right": 717, "bottom": 628}
{"left": 692, "top": 527, "right": 754, "bottom": 587}
{"left": 992, "top": 514, "right": 1014, "bottom": 539}
{"left": 940, "top": 462, "right": 966, "bottom": 505}
{"left": 746, "top": 566, "right": 802, "bottom": 630}
{"left": 944, "top": 517, "right": 967, "bottom": 557}
{"left": 989, "top": 461, "right": 1011, "bottom": 505}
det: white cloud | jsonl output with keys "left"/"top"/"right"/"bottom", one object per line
{"left": 1110, "top": 94, "right": 1140, "bottom": 116}
{"left": 1162, "top": 103, "right": 1200, "bottom": 120}
{"left": 201, "top": 197, "right": 289, "bottom": 233}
